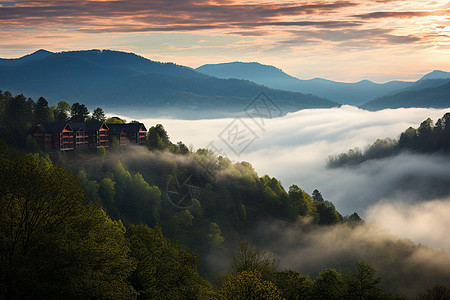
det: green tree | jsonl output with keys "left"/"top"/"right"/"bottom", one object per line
{"left": 312, "top": 268, "right": 346, "bottom": 300}
{"left": 127, "top": 172, "right": 161, "bottom": 225}
{"left": 230, "top": 241, "right": 278, "bottom": 282}
{"left": 314, "top": 202, "right": 341, "bottom": 225}
{"left": 417, "top": 284, "right": 450, "bottom": 300}
{"left": 146, "top": 127, "right": 164, "bottom": 150}
{"left": 99, "top": 177, "right": 116, "bottom": 205}
{"left": 3, "top": 94, "right": 33, "bottom": 146}
{"left": 146, "top": 124, "right": 172, "bottom": 150}
{"left": 312, "top": 189, "right": 324, "bottom": 202}
{"left": 274, "top": 270, "right": 313, "bottom": 300}
{"left": 208, "top": 222, "right": 225, "bottom": 247}
{"left": 169, "top": 210, "right": 195, "bottom": 244}
{"left": 71, "top": 102, "right": 90, "bottom": 122}
{"left": 125, "top": 224, "right": 214, "bottom": 299}
{"left": 113, "top": 160, "right": 132, "bottom": 217}
{"left": 55, "top": 100, "right": 71, "bottom": 122}
{"left": 0, "top": 152, "right": 136, "bottom": 299}
{"left": 106, "top": 116, "right": 126, "bottom": 124}
{"left": 177, "top": 141, "right": 189, "bottom": 154}
{"left": 287, "top": 185, "right": 311, "bottom": 219}
{"left": 417, "top": 118, "right": 434, "bottom": 151}
{"left": 398, "top": 127, "right": 417, "bottom": 149}
{"left": 346, "top": 261, "right": 383, "bottom": 300}
{"left": 34, "top": 97, "right": 53, "bottom": 124}
{"left": 92, "top": 107, "right": 106, "bottom": 122}
{"left": 219, "top": 270, "right": 283, "bottom": 300}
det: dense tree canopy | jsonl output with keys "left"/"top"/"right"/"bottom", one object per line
{"left": 328, "top": 112, "right": 450, "bottom": 167}
{"left": 0, "top": 149, "right": 136, "bottom": 299}
{"left": 1, "top": 91, "right": 449, "bottom": 299}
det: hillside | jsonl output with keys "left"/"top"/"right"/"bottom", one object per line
{"left": 362, "top": 81, "right": 450, "bottom": 110}
{"left": 0, "top": 50, "right": 338, "bottom": 118}
{"left": 328, "top": 112, "right": 450, "bottom": 168}
{"left": 196, "top": 62, "right": 412, "bottom": 105}
{"left": 1, "top": 89, "right": 450, "bottom": 298}
{"left": 419, "top": 70, "right": 450, "bottom": 80}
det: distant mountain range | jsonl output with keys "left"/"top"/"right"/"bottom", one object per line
{"left": 362, "top": 81, "right": 450, "bottom": 110}
{"left": 1, "top": 50, "right": 449, "bottom": 116}
{"left": 0, "top": 50, "right": 338, "bottom": 118}
{"left": 196, "top": 62, "right": 450, "bottom": 108}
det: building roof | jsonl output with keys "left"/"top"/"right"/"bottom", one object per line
{"left": 33, "top": 122, "right": 145, "bottom": 134}
{"left": 69, "top": 122, "right": 108, "bottom": 132}
{"left": 107, "top": 123, "right": 146, "bottom": 134}
{"left": 124, "top": 123, "right": 147, "bottom": 132}
{"left": 106, "top": 123, "right": 126, "bottom": 135}
{"left": 36, "top": 123, "right": 73, "bottom": 132}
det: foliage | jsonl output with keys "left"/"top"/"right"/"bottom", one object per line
{"left": 91, "top": 107, "right": 106, "bottom": 122}
{"left": 417, "top": 284, "right": 450, "bottom": 300}
{"left": 274, "top": 270, "right": 313, "bottom": 300}
{"left": 71, "top": 102, "right": 90, "bottom": 122}
{"left": 328, "top": 112, "right": 450, "bottom": 167}
{"left": 230, "top": 241, "right": 278, "bottom": 282}
{"left": 125, "top": 224, "right": 214, "bottom": 299}
{"left": 0, "top": 150, "right": 136, "bottom": 299}
{"left": 219, "top": 270, "right": 283, "bottom": 300}
{"left": 106, "top": 116, "right": 126, "bottom": 124}
{"left": 312, "top": 268, "right": 346, "bottom": 300}
{"left": 346, "top": 261, "right": 384, "bottom": 299}
{"left": 55, "top": 100, "right": 71, "bottom": 122}
{"left": 2, "top": 92, "right": 448, "bottom": 299}
{"left": 0, "top": 91, "right": 33, "bottom": 147}
{"left": 312, "top": 189, "right": 324, "bottom": 202}
{"left": 34, "top": 97, "right": 53, "bottom": 124}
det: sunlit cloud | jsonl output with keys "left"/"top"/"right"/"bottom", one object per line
{"left": 366, "top": 198, "right": 450, "bottom": 253}
{"left": 0, "top": 0, "right": 449, "bottom": 82}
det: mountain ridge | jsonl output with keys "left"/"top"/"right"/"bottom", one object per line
{"left": 196, "top": 61, "right": 450, "bottom": 109}
{"left": 196, "top": 61, "right": 415, "bottom": 105}
{"left": 362, "top": 81, "right": 450, "bottom": 110}
{"left": 0, "top": 49, "right": 338, "bottom": 118}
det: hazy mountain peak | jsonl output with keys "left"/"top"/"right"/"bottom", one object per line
{"left": 420, "top": 70, "right": 450, "bottom": 81}
{"left": 356, "top": 79, "right": 374, "bottom": 84}
{"left": 0, "top": 49, "right": 53, "bottom": 66}
{"left": 27, "top": 49, "right": 53, "bottom": 58}
{"left": 196, "top": 61, "right": 294, "bottom": 79}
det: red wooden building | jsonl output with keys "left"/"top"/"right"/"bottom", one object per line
{"left": 70, "top": 122, "right": 110, "bottom": 149}
{"left": 107, "top": 123, "right": 147, "bottom": 146}
{"left": 31, "top": 123, "right": 74, "bottom": 151}
{"left": 31, "top": 122, "right": 146, "bottom": 151}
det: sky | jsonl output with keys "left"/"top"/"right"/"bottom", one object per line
{"left": 1, "top": 0, "right": 449, "bottom": 82}
{"left": 127, "top": 106, "right": 450, "bottom": 253}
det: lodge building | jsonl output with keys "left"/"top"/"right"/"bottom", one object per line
{"left": 30, "top": 122, "right": 147, "bottom": 151}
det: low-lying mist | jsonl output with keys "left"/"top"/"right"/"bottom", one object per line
{"left": 250, "top": 219, "right": 450, "bottom": 298}
{"left": 112, "top": 105, "right": 450, "bottom": 292}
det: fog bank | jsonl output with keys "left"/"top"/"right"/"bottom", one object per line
{"left": 117, "top": 105, "right": 450, "bottom": 253}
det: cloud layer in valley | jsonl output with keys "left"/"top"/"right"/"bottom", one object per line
{"left": 130, "top": 105, "right": 450, "bottom": 253}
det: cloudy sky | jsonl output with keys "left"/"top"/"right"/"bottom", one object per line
{"left": 1, "top": 0, "right": 449, "bottom": 82}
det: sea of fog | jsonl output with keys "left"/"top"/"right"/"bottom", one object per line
{"left": 114, "top": 105, "right": 450, "bottom": 254}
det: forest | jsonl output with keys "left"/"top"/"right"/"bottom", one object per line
{"left": 1, "top": 91, "right": 450, "bottom": 299}
{"left": 327, "top": 112, "right": 450, "bottom": 168}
